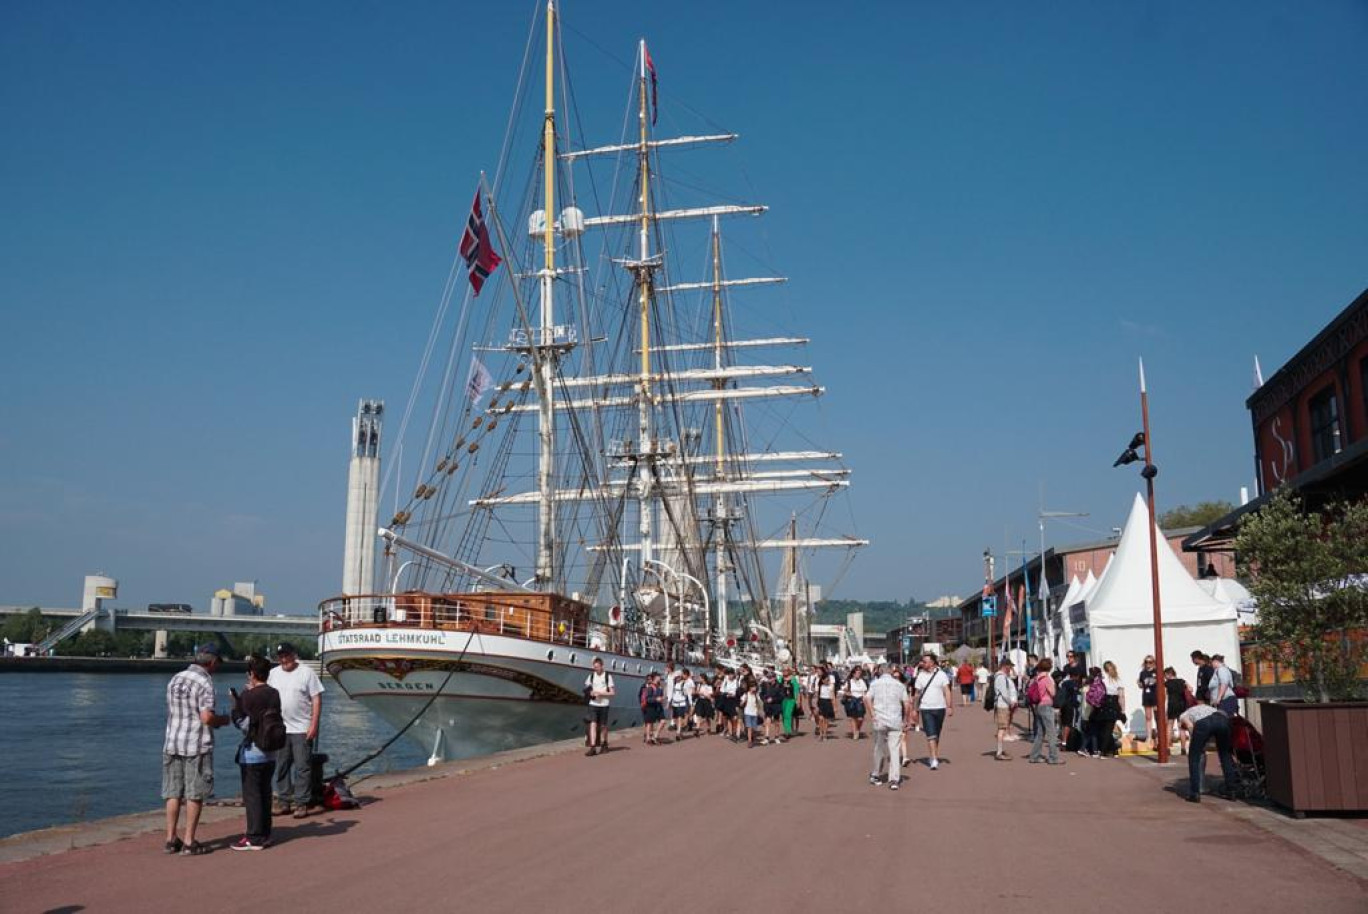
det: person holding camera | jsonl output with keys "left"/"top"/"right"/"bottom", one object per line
{"left": 229, "top": 655, "right": 283, "bottom": 850}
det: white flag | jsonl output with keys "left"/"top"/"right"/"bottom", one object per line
{"left": 466, "top": 357, "right": 493, "bottom": 403}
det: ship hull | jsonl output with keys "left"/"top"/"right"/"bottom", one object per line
{"left": 321, "top": 626, "right": 703, "bottom": 761}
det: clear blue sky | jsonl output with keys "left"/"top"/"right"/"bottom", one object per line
{"left": 2, "top": 1, "right": 1365, "bottom": 613}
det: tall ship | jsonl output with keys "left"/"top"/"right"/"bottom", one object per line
{"left": 318, "top": 1, "right": 867, "bottom": 763}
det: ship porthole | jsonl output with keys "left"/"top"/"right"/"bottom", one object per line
{"left": 546, "top": 650, "right": 555, "bottom": 661}
{"left": 569, "top": 653, "right": 577, "bottom": 664}
{"left": 636, "top": 664, "right": 643, "bottom": 673}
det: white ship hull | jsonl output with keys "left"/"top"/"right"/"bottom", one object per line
{"left": 321, "top": 626, "right": 704, "bottom": 761}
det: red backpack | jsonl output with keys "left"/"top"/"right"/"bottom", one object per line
{"left": 1025, "top": 675, "right": 1044, "bottom": 707}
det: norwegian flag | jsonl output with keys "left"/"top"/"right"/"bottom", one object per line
{"left": 459, "top": 189, "right": 502, "bottom": 296}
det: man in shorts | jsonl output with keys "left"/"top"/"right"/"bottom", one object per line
{"left": 912, "top": 653, "right": 954, "bottom": 770}
{"left": 584, "top": 657, "right": 615, "bottom": 756}
{"left": 992, "top": 658, "right": 1018, "bottom": 761}
{"left": 163, "top": 644, "right": 229, "bottom": 855}
{"left": 662, "top": 662, "right": 682, "bottom": 737}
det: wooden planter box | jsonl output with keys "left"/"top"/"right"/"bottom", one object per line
{"left": 1259, "top": 700, "right": 1368, "bottom": 815}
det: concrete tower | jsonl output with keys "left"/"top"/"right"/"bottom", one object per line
{"left": 342, "top": 399, "right": 383, "bottom": 595}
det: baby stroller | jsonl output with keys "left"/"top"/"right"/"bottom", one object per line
{"left": 1228, "top": 714, "right": 1266, "bottom": 800}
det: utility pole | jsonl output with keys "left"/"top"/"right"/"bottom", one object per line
{"left": 1039, "top": 508, "right": 1088, "bottom": 659}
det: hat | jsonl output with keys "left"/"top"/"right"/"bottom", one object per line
{"left": 275, "top": 642, "right": 299, "bottom": 657}
{"left": 196, "top": 642, "right": 222, "bottom": 657}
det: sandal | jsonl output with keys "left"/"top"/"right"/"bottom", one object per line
{"left": 180, "top": 840, "right": 209, "bottom": 856}
{"left": 164, "top": 838, "right": 183, "bottom": 855}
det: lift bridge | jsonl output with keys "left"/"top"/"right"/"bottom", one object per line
{"left": 0, "top": 605, "right": 317, "bottom": 656}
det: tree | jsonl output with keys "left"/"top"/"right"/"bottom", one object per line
{"left": 2, "top": 608, "right": 49, "bottom": 644}
{"left": 1160, "top": 500, "right": 1235, "bottom": 530}
{"left": 1234, "top": 487, "right": 1368, "bottom": 702}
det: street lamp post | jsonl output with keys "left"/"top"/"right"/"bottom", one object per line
{"left": 1113, "top": 358, "right": 1171, "bottom": 764}
{"left": 983, "top": 549, "right": 996, "bottom": 665}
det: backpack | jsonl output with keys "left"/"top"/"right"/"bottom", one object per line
{"left": 322, "top": 775, "right": 361, "bottom": 811}
{"left": 982, "top": 675, "right": 997, "bottom": 711}
{"left": 1052, "top": 680, "right": 1071, "bottom": 710}
{"left": 1182, "top": 684, "right": 1198, "bottom": 709}
{"left": 1025, "top": 675, "right": 1043, "bottom": 707}
{"left": 251, "top": 703, "right": 287, "bottom": 753}
{"left": 1085, "top": 678, "right": 1106, "bottom": 708}
{"left": 639, "top": 683, "right": 650, "bottom": 710}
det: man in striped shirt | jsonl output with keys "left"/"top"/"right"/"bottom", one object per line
{"left": 163, "top": 644, "right": 229, "bottom": 855}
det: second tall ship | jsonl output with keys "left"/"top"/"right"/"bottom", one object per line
{"left": 318, "top": 1, "right": 868, "bottom": 763}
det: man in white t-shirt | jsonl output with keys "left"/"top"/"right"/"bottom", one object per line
{"left": 865, "top": 664, "right": 914, "bottom": 790}
{"left": 584, "top": 657, "right": 615, "bottom": 756}
{"left": 912, "top": 653, "right": 954, "bottom": 770}
{"left": 267, "top": 643, "right": 325, "bottom": 817}
{"left": 662, "top": 662, "right": 682, "bottom": 736}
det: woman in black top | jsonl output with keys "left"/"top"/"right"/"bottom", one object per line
{"left": 1058, "top": 673, "right": 1083, "bottom": 752}
{"left": 1163, "top": 667, "right": 1190, "bottom": 755}
{"left": 1138, "top": 656, "right": 1159, "bottom": 744}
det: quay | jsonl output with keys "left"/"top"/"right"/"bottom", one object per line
{"left": 1, "top": 712, "right": 1364, "bottom": 913}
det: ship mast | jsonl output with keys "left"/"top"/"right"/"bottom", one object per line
{"left": 633, "top": 39, "right": 657, "bottom": 578}
{"left": 710, "top": 217, "right": 730, "bottom": 639}
{"left": 535, "top": 0, "right": 558, "bottom": 587}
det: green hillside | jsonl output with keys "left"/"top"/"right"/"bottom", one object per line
{"left": 815, "top": 599, "right": 954, "bottom": 634}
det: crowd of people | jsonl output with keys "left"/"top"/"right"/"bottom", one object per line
{"left": 586, "top": 645, "right": 1247, "bottom": 802}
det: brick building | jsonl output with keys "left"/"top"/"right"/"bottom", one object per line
{"left": 1184, "top": 286, "right": 1368, "bottom": 552}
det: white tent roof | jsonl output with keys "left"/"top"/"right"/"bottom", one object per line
{"left": 1056, "top": 575, "right": 1083, "bottom": 613}
{"left": 1197, "top": 577, "right": 1253, "bottom": 605}
{"left": 1071, "top": 568, "right": 1100, "bottom": 609}
{"left": 1087, "top": 494, "right": 1236, "bottom": 628}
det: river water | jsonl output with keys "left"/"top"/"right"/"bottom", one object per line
{"left": 0, "top": 672, "right": 426, "bottom": 838}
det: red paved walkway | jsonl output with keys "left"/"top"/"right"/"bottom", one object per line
{"left": 2, "top": 709, "right": 1364, "bottom": 913}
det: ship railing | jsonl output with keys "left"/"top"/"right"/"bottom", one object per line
{"left": 318, "top": 595, "right": 705, "bottom": 665}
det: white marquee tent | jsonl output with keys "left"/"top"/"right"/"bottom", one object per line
{"left": 1045, "top": 575, "right": 1082, "bottom": 663}
{"left": 1084, "top": 494, "right": 1240, "bottom": 735}
{"left": 1061, "top": 565, "right": 1103, "bottom": 661}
